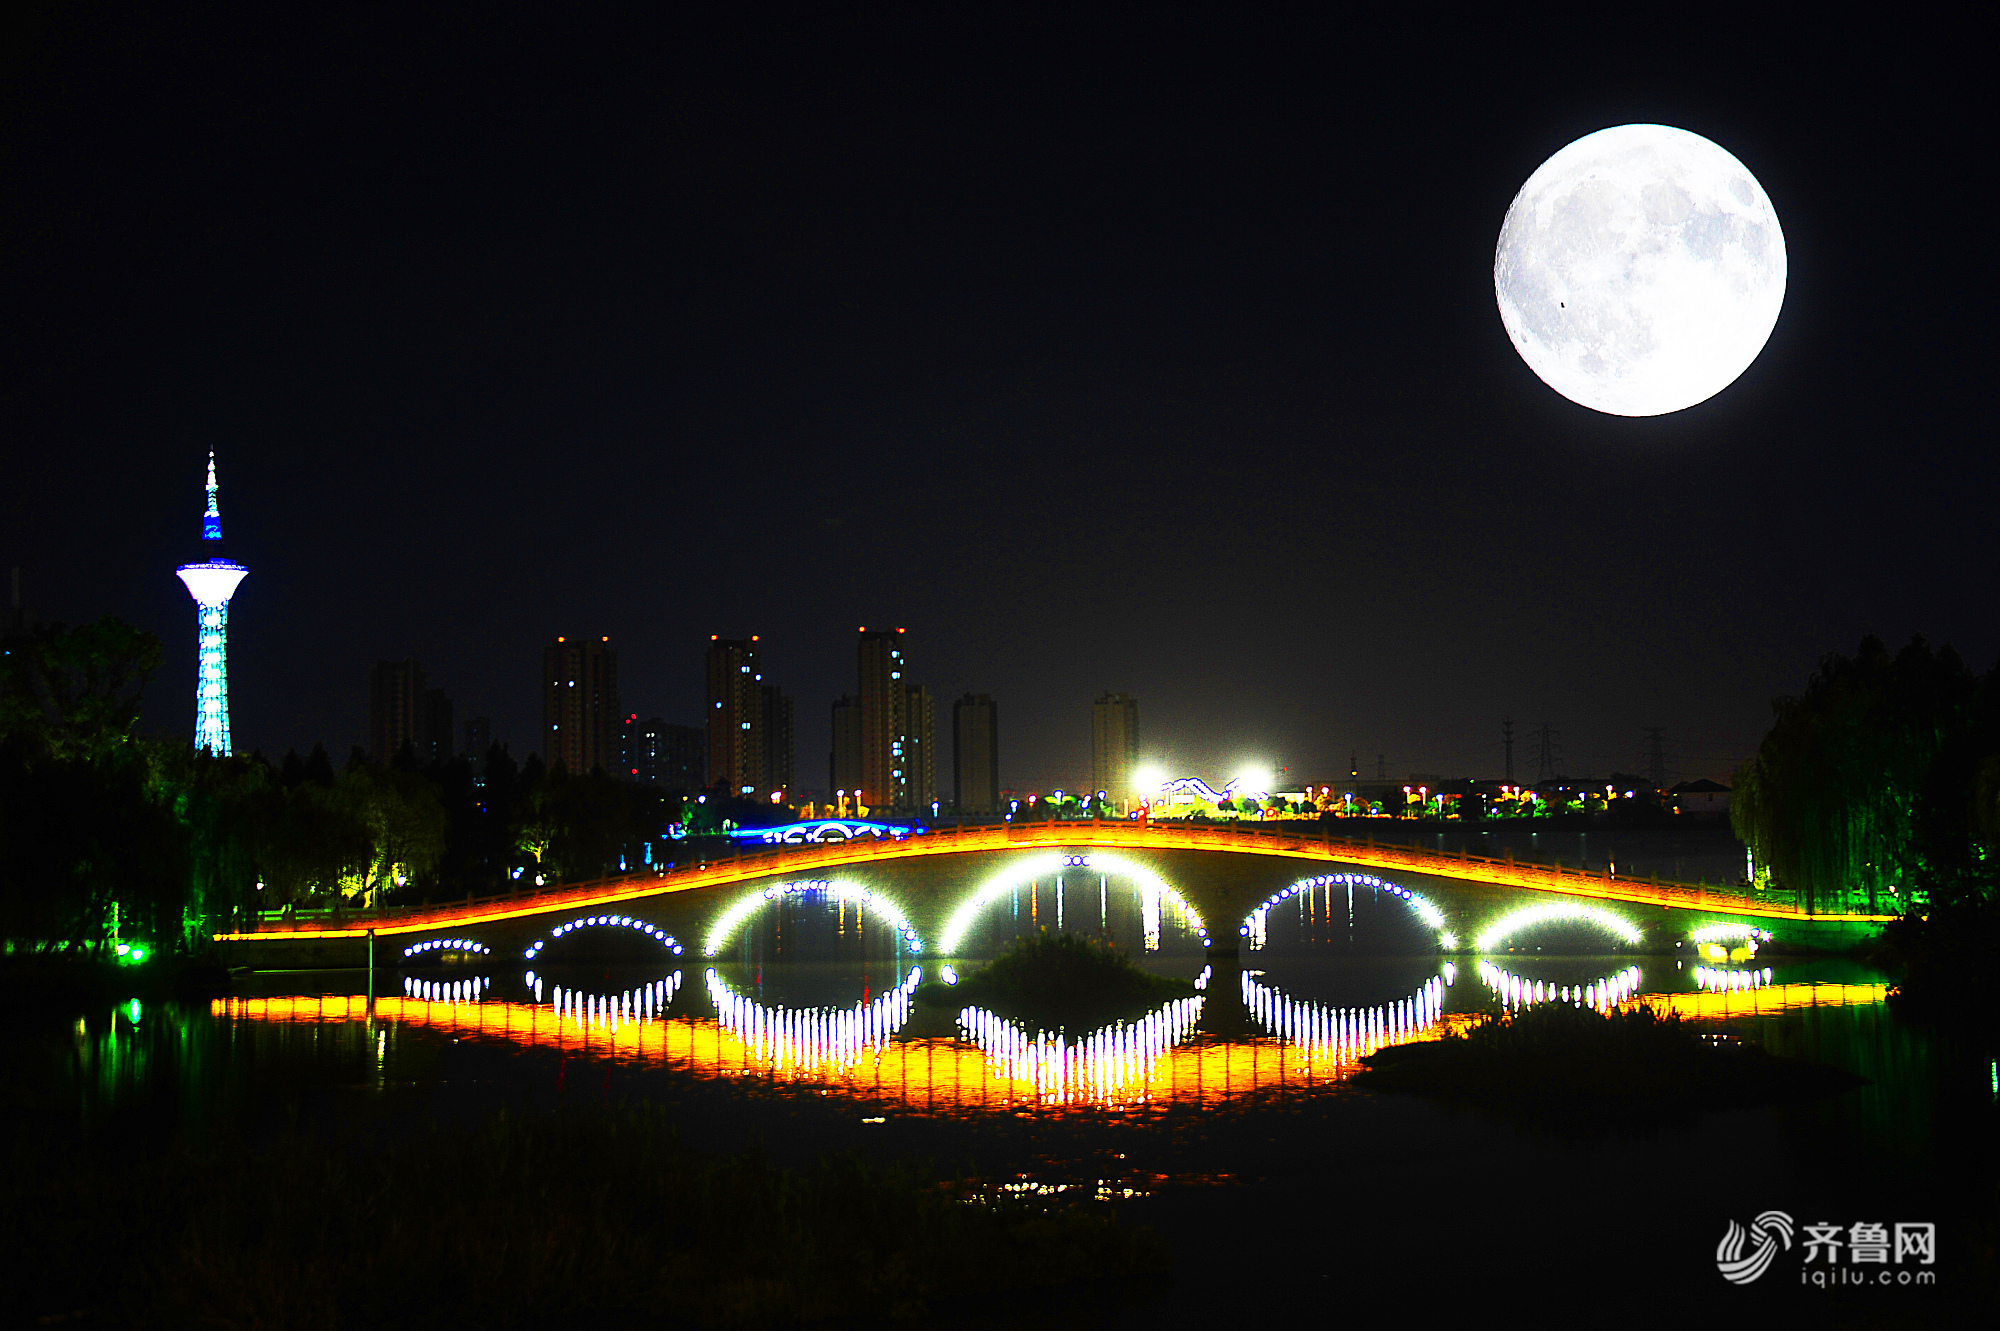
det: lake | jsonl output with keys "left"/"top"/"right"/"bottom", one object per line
{"left": 19, "top": 870, "right": 1997, "bottom": 1319}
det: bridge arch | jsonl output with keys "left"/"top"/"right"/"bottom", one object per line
{"left": 702, "top": 879, "right": 924, "bottom": 958}
{"left": 523, "top": 913, "right": 684, "bottom": 963}
{"left": 400, "top": 937, "right": 493, "bottom": 963}
{"left": 936, "top": 852, "right": 1210, "bottom": 954}
{"left": 1473, "top": 902, "right": 1641, "bottom": 952}
{"left": 1241, "top": 872, "right": 1454, "bottom": 950}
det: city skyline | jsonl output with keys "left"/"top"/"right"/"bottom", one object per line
{"left": 5, "top": 13, "right": 1990, "bottom": 793}
{"left": 131, "top": 459, "right": 1992, "bottom": 795}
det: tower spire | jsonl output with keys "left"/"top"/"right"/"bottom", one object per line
{"left": 202, "top": 450, "right": 222, "bottom": 541}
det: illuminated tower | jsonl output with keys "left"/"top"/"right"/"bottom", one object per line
{"left": 175, "top": 452, "right": 249, "bottom": 755}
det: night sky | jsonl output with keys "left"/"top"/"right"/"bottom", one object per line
{"left": 3, "top": 7, "right": 1989, "bottom": 792}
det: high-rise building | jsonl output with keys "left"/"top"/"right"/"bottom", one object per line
{"left": 615, "top": 712, "right": 642, "bottom": 779}
{"left": 856, "top": 628, "right": 903, "bottom": 811}
{"left": 422, "top": 687, "right": 452, "bottom": 764}
{"left": 464, "top": 716, "right": 492, "bottom": 778}
{"left": 902, "top": 682, "right": 935, "bottom": 811}
{"left": 657, "top": 720, "right": 706, "bottom": 793}
{"left": 618, "top": 714, "right": 706, "bottom": 791}
{"left": 953, "top": 693, "right": 999, "bottom": 814}
{"left": 852, "top": 627, "right": 935, "bottom": 814}
{"left": 370, "top": 660, "right": 427, "bottom": 762}
{"left": 706, "top": 636, "right": 766, "bottom": 797}
{"left": 829, "top": 695, "right": 860, "bottom": 806}
{"left": 761, "top": 683, "right": 795, "bottom": 801}
{"left": 373, "top": 662, "right": 453, "bottom": 765}
{"left": 175, "top": 452, "right": 249, "bottom": 755}
{"left": 543, "top": 635, "right": 619, "bottom": 775}
{"left": 1091, "top": 693, "right": 1140, "bottom": 805}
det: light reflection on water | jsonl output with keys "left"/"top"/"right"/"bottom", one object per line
{"left": 1241, "top": 970, "right": 1452, "bottom": 1071}
{"left": 1691, "top": 964, "right": 1772, "bottom": 993}
{"left": 706, "top": 966, "right": 918, "bottom": 1075}
{"left": 548, "top": 973, "right": 683, "bottom": 1029}
{"left": 954, "top": 995, "right": 1206, "bottom": 1105}
{"left": 402, "top": 974, "right": 493, "bottom": 1003}
{"left": 197, "top": 953, "right": 1908, "bottom": 1119}
{"left": 1477, "top": 960, "right": 1643, "bottom": 1011}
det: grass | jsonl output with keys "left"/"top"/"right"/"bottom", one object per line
{"left": 5, "top": 1105, "right": 1168, "bottom": 1328}
{"left": 1352, "top": 1001, "right": 1865, "bottom": 1110}
{"left": 916, "top": 931, "right": 1196, "bottom": 1035}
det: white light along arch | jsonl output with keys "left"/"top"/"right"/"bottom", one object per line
{"left": 523, "top": 914, "right": 683, "bottom": 963}
{"left": 402, "top": 937, "right": 493, "bottom": 961}
{"left": 702, "top": 879, "right": 924, "bottom": 958}
{"left": 1242, "top": 872, "right": 1455, "bottom": 950}
{"left": 1474, "top": 902, "right": 1641, "bottom": 952}
{"left": 936, "top": 852, "right": 1210, "bottom": 954}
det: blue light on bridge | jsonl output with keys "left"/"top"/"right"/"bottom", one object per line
{"left": 724, "top": 819, "right": 927, "bottom": 845}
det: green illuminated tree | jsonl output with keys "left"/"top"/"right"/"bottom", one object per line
{"left": 1732, "top": 635, "right": 1994, "bottom": 914}
{"left": 0, "top": 618, "right": 191, "bottom": 952}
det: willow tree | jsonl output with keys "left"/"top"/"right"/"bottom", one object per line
{"left": 1733, "top": 636, "right": 1983, "bottom": 913}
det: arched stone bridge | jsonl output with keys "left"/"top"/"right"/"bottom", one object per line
{"left": 215, "top": 821, "right": 1894, "bottom": 968}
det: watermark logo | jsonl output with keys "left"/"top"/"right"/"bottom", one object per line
{"left": 1717, "top": 1213, "right": 1938, "bottom": 1287}
{"left": 1716, "top": 1210, "right": 1794, "bottom": 1284}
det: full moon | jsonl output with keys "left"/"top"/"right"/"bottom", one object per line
{"left": 1494, "top": 124, "right": 1786, "bottom": 417}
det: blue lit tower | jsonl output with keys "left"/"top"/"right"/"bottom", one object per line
{"left": 175, "top": 452, "right": 249, "bottom": 754}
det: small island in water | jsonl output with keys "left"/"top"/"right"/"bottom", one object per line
{"left": 1354, "top": 1002, "right": 1865, "bottom": 1112}
{"left": 917, "top": 932, "right": 1196, "bottom": 1035}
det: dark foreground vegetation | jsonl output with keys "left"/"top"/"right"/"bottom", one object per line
{"left": 1353, "top": 1002, "right": 1864, "bottom": 1112}
{"left": 6, "top": 1106, "right": 1166, "bottom": 1329}
{"left": 918, "top": 932, "right": 1195, "bottom": 1034}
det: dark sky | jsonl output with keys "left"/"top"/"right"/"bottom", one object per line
{"left": 3, "top": 6, "right": 1990, "bottom": 792}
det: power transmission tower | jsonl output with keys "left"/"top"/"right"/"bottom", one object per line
{"left": 1532, "top": 723, "right": 1561, "bottom": 783}
{"left": 1642, "top": 727, "right": 1667, "bottom": 790}
{"left": 1502, "top": 719, "right": 1515, "bottom": 784}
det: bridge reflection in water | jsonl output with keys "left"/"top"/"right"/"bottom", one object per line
{"left": 1241, "top": 971, "right": 1452, "bottom": 1069}
{"left": 707, "top": 966, "right": 919, "bottom": 1076}
{"left": 209, "top": 975, "right": 1892, "bottom": 1116}
{"left": 955, "top": 994, "right": 1208, "bottom": 1105}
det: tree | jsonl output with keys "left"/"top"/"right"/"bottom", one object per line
{"left": 0, "top": 617, "right": 161, "bottom": 759}
{"left": 334, "top": 759, "right": 448, "bottom": 905}
{"left": 1733, "top": 635, "right": 1992, "bottom": 914}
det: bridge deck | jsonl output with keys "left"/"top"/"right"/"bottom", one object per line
{"left": 213, "top": 821, "right": 1895, "bottom": 943}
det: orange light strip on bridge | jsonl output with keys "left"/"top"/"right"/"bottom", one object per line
{"left": 213, "top": 822, "right": 1897, "bottom": 942}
